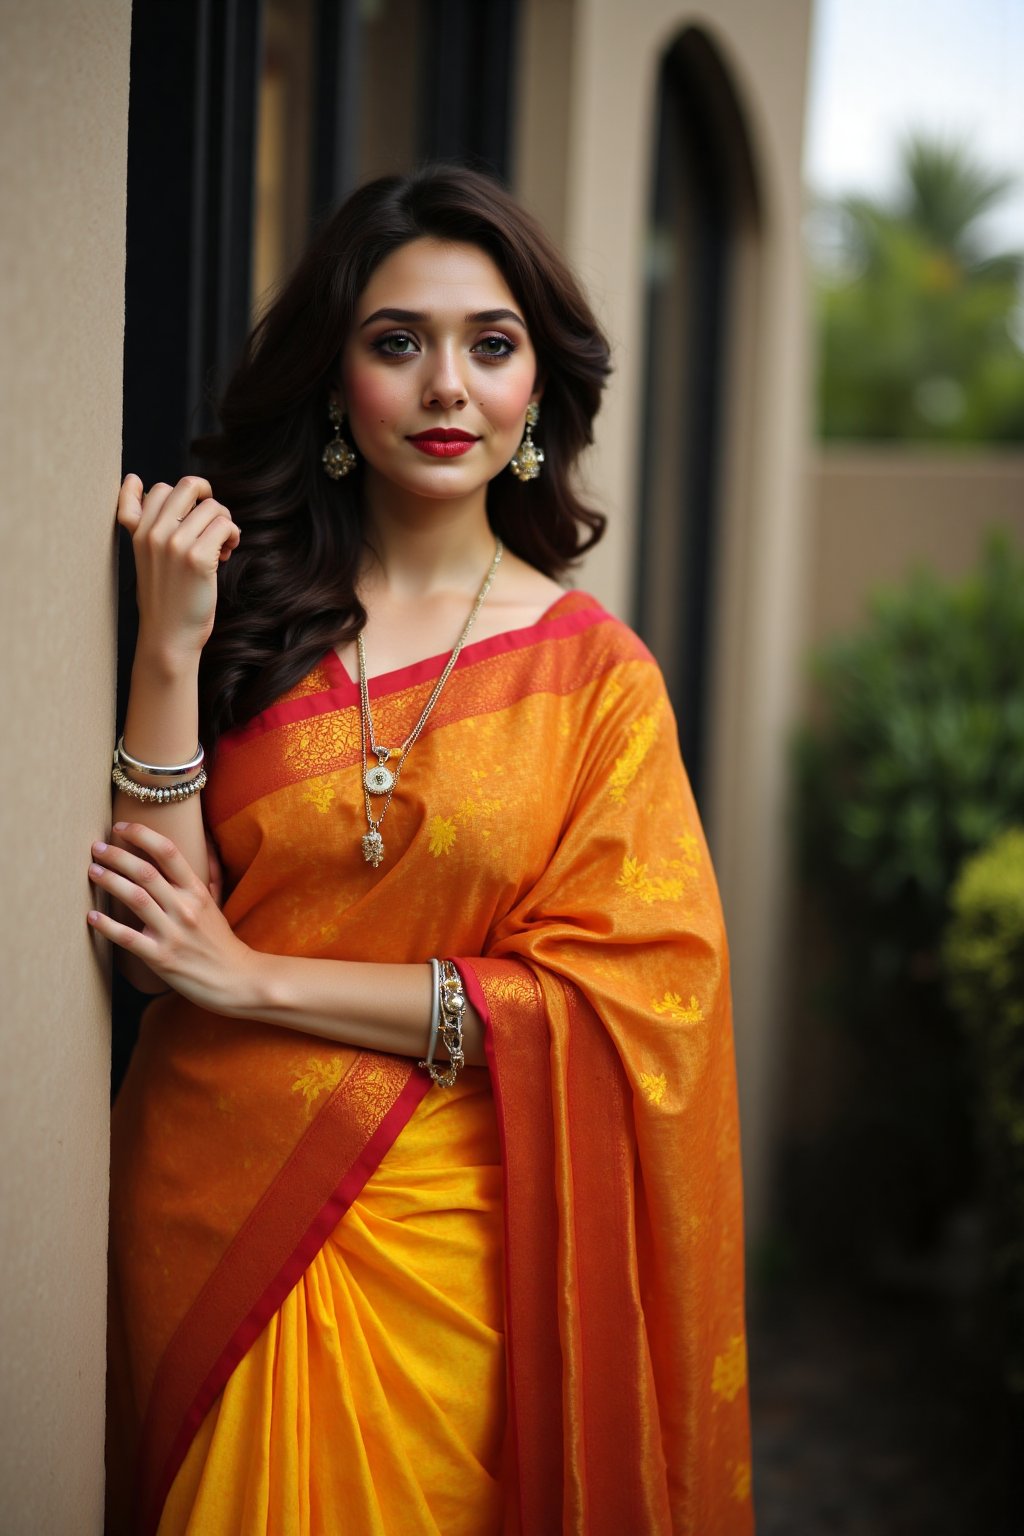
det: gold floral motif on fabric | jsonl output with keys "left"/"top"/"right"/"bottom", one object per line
{"left": 652, "top": 991, "right": 705, "bottom": 1024}
{"left": 711, "top": 1333, "right": 748, "bottom": 1404}
{"left": 290, "top": 1057, "right": 347, "bottom": 1115}
{"left": 302, "top": 778, "right": 337, "bottom": 815}
{"left": 608, "top": 711, "right": 660, "bottom": 804}
{"left": 730, "top": 1460, "right": 753, "bottom": 1502}
{"left": 638, "top": 1071, "right": 668, "bottom": 1106}
{"left": 424, "top": 767, "right": 504, "bottom": 857}
{"left": 594, "top": 675, "right": 624, "bottom": 721}
{"left": 616, "top": 854, "right": 685, "bottom": 905}
{"left": 427, "top": 816, "right": 457, "bottom": 857}
{"left": 673, "top": 830, "right": 702, "bottom": 869}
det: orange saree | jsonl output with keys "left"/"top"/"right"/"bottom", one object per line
{"left": 107, "top": 590, "right": 752, "bottom": 1535}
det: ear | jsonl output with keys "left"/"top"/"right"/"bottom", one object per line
{"left": 529, "top": 376, "right": 545, "bottom": 407}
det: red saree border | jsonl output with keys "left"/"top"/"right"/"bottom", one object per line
{"left": 455, "top": 957, "right": 563, "bottom": 1536}
{"left": 139, "top": 1054, "right": 431, "bottom": 1536}
{"left": 322, "top": 591, "right": 605, "bottom": 697}
{"left": 215, "top": 592, "right": 620, "bottom": 755}
{"left": 455, "top": 959, "right": 523, "bottom": 1534}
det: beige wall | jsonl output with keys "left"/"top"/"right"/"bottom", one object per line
{"left": 808, "top": 449, "right": 1024, "bottom": 645}
{"left": 516, "top": 0, "right": 815, "bottom": 1240}
{"left": 0, "top": 3, "right": 131, "bottom": 1530}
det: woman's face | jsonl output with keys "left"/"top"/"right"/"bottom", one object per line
{"left": 337, "top": 237, "right": 541, "bottom": 503}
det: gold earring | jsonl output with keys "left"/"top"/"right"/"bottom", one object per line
{"left": 509, "top": 401, "right": 544, "bottom": 482}
{"left": 322, "top": 400, "right": 357, "bottom": 479}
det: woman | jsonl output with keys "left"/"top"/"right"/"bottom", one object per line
{"left": 94, "top": 165, "right": 751, "bottom": 1535}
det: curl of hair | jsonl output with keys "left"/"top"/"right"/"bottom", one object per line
{"left": 194, "top": 163, "right": 611, "bottom": 748}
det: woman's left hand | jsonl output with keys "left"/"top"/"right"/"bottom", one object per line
{"left": 88, "top": 822, "right": 256, "bottom": 1016}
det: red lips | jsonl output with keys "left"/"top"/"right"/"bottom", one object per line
{"left": 407, "top": 429, "right": 479, "bottom": 458}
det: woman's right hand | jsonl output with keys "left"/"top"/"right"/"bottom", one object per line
{"left": 117, "top": 474, "right": 241, "bottom": 661}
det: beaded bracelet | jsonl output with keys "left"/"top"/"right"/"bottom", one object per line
{"left": 421, "top": 960, "right": 466, "bottom": 1089}
{"left": 112, "top": 763, "right": 207, "bottom": 803}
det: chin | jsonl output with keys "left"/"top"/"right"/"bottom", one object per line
{"left": 371, "top": 459, "right": 503, "bottom": 502}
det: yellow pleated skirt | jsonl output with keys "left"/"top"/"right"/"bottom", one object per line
{"left": 156, "top": 1068, "right": 506, "bottom": 1536}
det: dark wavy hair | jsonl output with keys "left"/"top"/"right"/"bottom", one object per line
{"left": 195, "top": 163, "right": 612, "bottom": 746}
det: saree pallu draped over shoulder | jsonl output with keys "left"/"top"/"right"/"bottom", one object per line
{"left": 107, "top": 591, "right": 753, "bottom": 1535}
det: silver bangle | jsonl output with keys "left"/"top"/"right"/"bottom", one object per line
{"left": 418, "top": 958, "right": 441, "bottom": 1073}
{"left": 112, "top": 763, "right": 207, "bottom": 803}
{"left": 116, "top": 735, "right": 205, "bottom": 778}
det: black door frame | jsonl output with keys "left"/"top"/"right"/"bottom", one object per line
{"left": 114, "top": 0, "right": 523, "bottom": 1095}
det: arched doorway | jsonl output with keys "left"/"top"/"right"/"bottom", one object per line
{"left": 634, "top": 26, "right": 760, "bottom": 811}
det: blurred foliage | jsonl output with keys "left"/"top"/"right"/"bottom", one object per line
{"left": 813, "top": 135, "right": 1024, "bottom": 442}
{"left": 793, "top": 534, "right": 1024, "bottom": 1256}
{"left": 944, "top": 828, "right": 1024, "bottom": 1393}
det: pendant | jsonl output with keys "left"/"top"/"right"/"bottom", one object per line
{"left": 364, "top": 746, "right": 395, "bottom": 795}
{"left": 364, "top": 763, "right": 395, "bottom": 795}
{"left": 361, "top": 828, "right": 384, "bottom": 867}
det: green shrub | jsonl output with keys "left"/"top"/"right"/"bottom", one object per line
{"left": 944, "top": 828, "right": 1024, "bottom": 1391}
{"left": 793, "top": 533, "right": 1024, "bottom": 1253}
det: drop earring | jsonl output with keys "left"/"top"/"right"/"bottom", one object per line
{"left": 509, "top": 401, "right": 544, "bottom": 482}
{"left": 322, "top": 400, "right": 358, "bottom": 479}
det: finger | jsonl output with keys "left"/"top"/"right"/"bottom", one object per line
{"left": 112, "top": 821, "right": 207, "bottom": 894}
{"left": 91, "top": 839, "right": 178, "bottom": 903}
{"left": 218, "top": 521, "right": 241, "bottom": 561}
{"left": 116, "top": 473, "right": 144, "bottom": 532}
{"left": 136, "top": 475, "right": 209, "bottom": 541}
{"left": 161, "top": 475, "right": 214, "bottom": 528}
{"left": 88, "top": 861, "right": 172, "bottom": 929}
{"left": 132, "top": 481, "right": 174, "bottom": 541}
{"left": 168, "top": 497, "right": 237, "bottom": 554}
{"left": 187, "top": 513, "right": 241, "bottom": 571}
{"left": 87, "top": 905, "right": 161, "bottom": 963}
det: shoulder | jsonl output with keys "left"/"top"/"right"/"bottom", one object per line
{"left": 543, "top": 587, "right": 658, "bottom": 674}
{"left": 526, "top": 586, "right": 671, "bottom": 739}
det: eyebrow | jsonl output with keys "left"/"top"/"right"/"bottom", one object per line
{"left": 359, "top": 307, "right": 527, "bottom": 330}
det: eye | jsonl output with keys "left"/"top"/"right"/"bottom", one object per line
{"left": 472, "top": 334, "right": 517, "bottom": 360}
{"left": 373, "top": 331, "right": 419, "bottom": 357}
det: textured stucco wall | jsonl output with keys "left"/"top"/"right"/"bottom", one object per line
{"left": 0, "top": 2, "right": 131, "bottom": 1529}
{"left": 808, "top": 449, "right": 1024, "bottom": 644}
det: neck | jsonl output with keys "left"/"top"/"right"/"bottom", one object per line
{"left": 359, "top": 474, "right": 496, "bottom": 598}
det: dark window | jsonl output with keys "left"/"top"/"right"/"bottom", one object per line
{"left": 634, "top": 27, "right": 758, "bottom": 808}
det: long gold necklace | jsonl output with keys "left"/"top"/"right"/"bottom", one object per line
{"left": 356, "top": 539, "right": 503, "bottom": 867}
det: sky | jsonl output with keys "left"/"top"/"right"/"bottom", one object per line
{"left": 804, "top": 0, "right": 1024, "bottom": 252}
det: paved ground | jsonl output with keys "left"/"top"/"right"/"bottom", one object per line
{"left": 749, "top": 1284, "right": 1021, "bottom": 1535}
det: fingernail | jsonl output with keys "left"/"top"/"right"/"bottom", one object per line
{"left": 93, "top": 841, "right": 108, "bottom": 853}
{"left": 89, "top": 863, "right": 104, "bottom": 877}
{"left": 113, "top": 821, "right": 128, "bottom": 832}
{"left": 88, "top": 910, "right": 102, "bottom": 924}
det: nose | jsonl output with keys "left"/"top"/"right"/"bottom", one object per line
{"left": 422, "top": 343, "right": 468, "bottom": 410}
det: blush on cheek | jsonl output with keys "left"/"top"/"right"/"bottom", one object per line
{"left": 344, "top": 372, "right": 402, "bottom": 424}
{"left": 478, "top": 375, "right": 536, "bottom": 431}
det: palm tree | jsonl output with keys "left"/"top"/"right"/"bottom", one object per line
{"left": 815, "top": 134, "right": 1024, "bottom": 442}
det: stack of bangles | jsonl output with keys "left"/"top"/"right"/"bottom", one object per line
{"left": 111, "top": 736, "right": 207, "bottom": 803}
{"left": 419, "top": 959, "right": 467, "bottom": 1088}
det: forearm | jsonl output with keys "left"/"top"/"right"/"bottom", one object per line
{"left": 232, "top": 953, "right": 487, "bottom": 1067}
{"left": 113, "top": 635, "right": 209, "bottom": 989}
{"left": 116, "top": 633, "right": 210, "bottom": 878}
